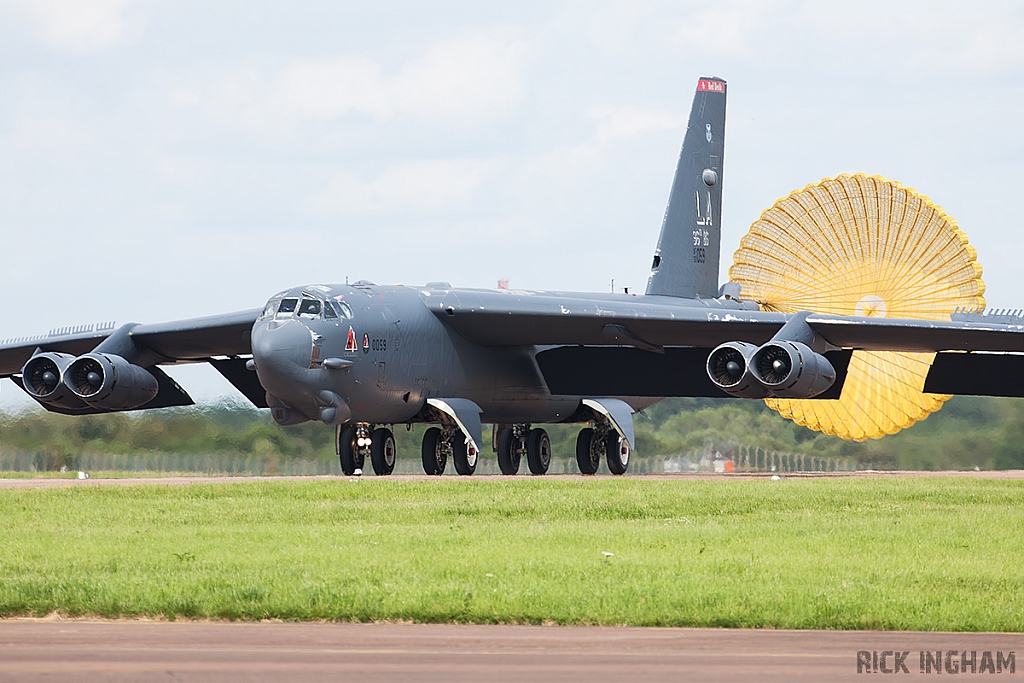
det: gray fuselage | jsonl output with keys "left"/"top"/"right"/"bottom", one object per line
{"left": 250, "top": 282, "right": 756, "bottom": 427}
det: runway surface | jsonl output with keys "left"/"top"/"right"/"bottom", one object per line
{"left": 1, "top": 620, "right": 1021, "bottom": 682}
{"left": 2, "top": 470, "right": 1024, "bottom": 488}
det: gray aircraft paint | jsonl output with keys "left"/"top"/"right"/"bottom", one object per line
{"left": 647, "top": 76, "right": 726, "bottom": 299}
{"left": 3, "top": 76, "right": 1024, "bottom": 472}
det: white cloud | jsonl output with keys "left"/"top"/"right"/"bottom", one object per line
{"left": 174, "top": 32, "right": 530, "bottom": 133}
{"left": 309, "top": 158, "right": 505, "bottom": 214}
{"left": 11, "top": 0, "right": 145, "bottom": 52}
{"left": 7, "top": 116, "right": 96, "bottom": 150}
{"left": 672, "top": 0, "right": 782, "bottom": 58}
{"left": 538, "top": 106, "right": 685, "bottom": 180}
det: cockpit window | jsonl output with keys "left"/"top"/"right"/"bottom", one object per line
{"left": 275, "top": 298, "right": 298, "bottom": 319}
{"left": 259, "top": 300, "right": 277, "bottom": 321}
{"left": 336, "top": 301, "right": 353, "bottom": 319}
{"left": 298, "top": 298, "right": 322, "bottom": 319}
{"left": 323, "top": 300, "right": 338, "bottom": 319}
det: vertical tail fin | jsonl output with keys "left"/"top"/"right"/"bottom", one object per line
{"left": 646, "top": 77, "right": 726, "bottom": 299}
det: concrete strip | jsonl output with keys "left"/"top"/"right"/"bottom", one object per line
{"left": 1, "top": 470, "right": 1024, "bottom": 488}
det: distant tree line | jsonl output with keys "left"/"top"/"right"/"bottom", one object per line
{"left": 2, "top": 396, "right": 1023, "bottom": 470}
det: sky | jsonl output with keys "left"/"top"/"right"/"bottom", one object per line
{"left": 2, "top": 0, "right": 1024, "bottom": 409}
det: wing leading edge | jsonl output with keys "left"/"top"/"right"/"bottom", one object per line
{"left": 0, "top": 308, "right": 262, "bottom": 413}
{"left": 0, "top": 308, "right": 261, "bottom": 378}
{"left": 431, "top": 289, "right": 1024, "bottom": 353}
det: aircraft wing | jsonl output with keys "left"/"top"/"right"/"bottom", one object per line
{"left": 432, "top": 291, "right": 1024, "bottom": 353}
{"left": 0, "top": 308, "right": 261, "bottom": 378}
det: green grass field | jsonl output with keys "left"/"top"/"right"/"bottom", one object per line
{"left": 1, "top": 477, "right": 1022, "bottom": 630}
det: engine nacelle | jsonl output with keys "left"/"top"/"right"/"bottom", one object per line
{"left": 21, "top": 352, "right": 92, "bottom": 411}
{"left": 750, "top": 340, "right": 836, "bottom": 398}
{"left": 63, "top": 353, "right": 159, "bottom": 411}
{"left": 706, "top": 342, "right": 771, "bottom": 398}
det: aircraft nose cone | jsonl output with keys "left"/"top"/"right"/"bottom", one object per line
{"left": 252, "top": 320, "right": 313, "bottom": 372}
{"left": 251, "top": 319, "right": 318, "bottom": 418}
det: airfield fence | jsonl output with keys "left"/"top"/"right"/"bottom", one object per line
{"left": 0, "top": 446, "right": 871, "bottom": 476}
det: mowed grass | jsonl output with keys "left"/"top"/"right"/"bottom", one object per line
{"left": 0, "top": 477, "right": 1022, "bottom": 630}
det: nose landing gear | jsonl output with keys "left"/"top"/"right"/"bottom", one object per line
{"left": 370, "top": 427, "right": 396, "bottom": 476}
{"left": 337, "top": 423, "right": 395, "bottom": 476}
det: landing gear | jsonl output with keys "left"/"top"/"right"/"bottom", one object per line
{"left": 496, "top": 425, "right": 524, "bottom": 475}
{"left": 422, "top": 426, "right": 476, "bottom": 476}
{"left": 496, "top": 425, "right": 548, "bottom": 476}
{"left": 453, "top": 436, "right": 478, "bottom": 476}
{"left": 526, "top": 428, "right": 551, "bottom": 475}
{"left": 576, "top": 427, "right": 600, "bottom": 475}
{"left": 605, "top": 431, "right": 629, "bottom": 476}
{"left": 370, "top": 427, "right": 396, "bottom": 476}
{"left": 338, "top": 424, "right": 396, "bottom": 476}
{"left": 575, "top": 423, "right": 630, "bottom": 475}
{"left": 421, "top": 427, "right": 447, "bottom": 475}
{"left": 337, "top": 425, "right": 363, "bottom": 475}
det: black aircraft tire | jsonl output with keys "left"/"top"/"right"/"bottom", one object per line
{"left": 370, "top": 427, "right": 396, "bottom": 476}
{"left": 421, "top": 427, "right": 446, "bottom": 476}
{"left": 452, "top": 437, "right": 477, "bottom": 476}
{"left": 576, "top": 428, "right": 600, "bottom": 475}
{"left": 605, "top": 431, "right": 629, "bottom": 476}
{"left": 338, "top": 426, "right": 358, "bottom": 475}
{"left": 496, "top": 427, "right": 520, "bottom": 475}
{"left": 526, "top": 428, "right": 551, "bottom": 475}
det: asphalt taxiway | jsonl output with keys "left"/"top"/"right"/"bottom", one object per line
{"left": 2, "top": 620, "right": 1021, "bottom": 682}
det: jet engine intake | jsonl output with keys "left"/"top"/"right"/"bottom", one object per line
{"left": 63, "top": 353, "right": 159, "bottom": 411}
{"left": 750, "top": 340, "right": 836, "bottom": 398}
{"left": 706, "top": 341, "right": 770, "bottom": 398}
{"left": 21, "top": 352, "right": 92, "bottom": 411}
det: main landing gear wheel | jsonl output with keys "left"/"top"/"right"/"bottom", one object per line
{"left": 452, "top": 437, "right": 477, "bottom": 476}
{"left": 421, "top": 427, "right": 448, "bottom": 476}
{"left": 576, "top": 427, "right": 601, "bottom": 475}
{"left": 605, "top": 431, "right": 629, "bottom": 476}
{"left": 526, "top": 428, "right": 551, "bottom": 475}
{"left": 337, "top": 426, "right": 363, "bottom": 476}
{"left": 370, "top": 427, "right": 396, "bottom": 476}
{"left": 496, "top": 427, "right": 521, "bottom": 475}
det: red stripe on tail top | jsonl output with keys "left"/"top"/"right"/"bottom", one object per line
{"left": 696, "top": 79, "right": 726, "bottom": 93}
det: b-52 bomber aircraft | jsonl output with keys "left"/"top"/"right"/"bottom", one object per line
{"left": 4, "top": 76, "right": 1024, "bottom": 477}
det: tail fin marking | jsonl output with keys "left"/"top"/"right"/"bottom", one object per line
{"left": 646, "top": 76, "right": 727, "bottom": 299}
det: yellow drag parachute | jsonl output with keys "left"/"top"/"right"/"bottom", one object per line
{"left": 729, "top": 174, "right": 986, "bottom": 440}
